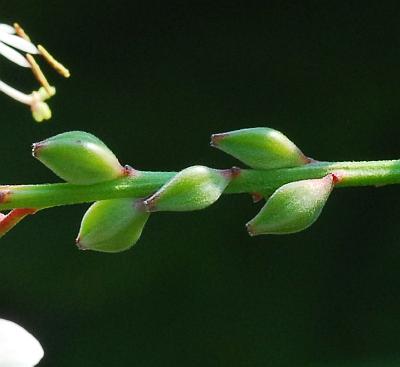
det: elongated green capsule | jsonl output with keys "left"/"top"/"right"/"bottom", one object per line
{"left": 211, "top": 127, "right": 309, "bottom": 169}
{"left": 143, "top": 165, "right": 232, "bottom": 212}
{"left": 246, "top": 174, "right": 336, "bottom": 235}
{"left": 32, "top": 131, "right": 124, "bottom": 184}
{"left": 76, "top": 198, "right": 150, "bottom": 253}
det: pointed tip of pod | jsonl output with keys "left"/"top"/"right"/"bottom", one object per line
{"left": 246, "top": 222, "right": 257, "bottom": 237}
{"left": 31, "top": 142, "right": 43, "bottom": 158}
{"left": 210, "top": 132, "right": 228, "bottom": 147}
{"left": 75, "top": 236, "right": 88, "bottom": 250}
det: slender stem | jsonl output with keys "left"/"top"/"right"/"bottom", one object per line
{"left": 1, "top": 160, "right": 400, "bottom": 210}
{"left": 226, "top": 160, "right": 400, "bottom": 193}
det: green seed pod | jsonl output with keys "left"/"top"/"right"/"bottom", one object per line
{"left": 76, "top": 198, "right": 150, "bottom": 253}
{"left": 211, "top": 127, "right": 309, "bottom": 169}
{"left": 143, "top": 165, "right": 232, "bottom": 212}
{"left": 32, "top": 131, "right": 124, "bottom": 184}
{"left": 246, "top": 174, "right": 335, "bottom": 235}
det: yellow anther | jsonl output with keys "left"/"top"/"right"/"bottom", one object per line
{"left": 26, "top": 54, "right": 53, "bottom": 96}
{"left": 13, "top": 22, "right": 31, "bottom": 41}
{"left": 38, "top": 45, "right": 70, "bottom": 78}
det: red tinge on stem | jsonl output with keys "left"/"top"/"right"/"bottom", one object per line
{"left": 221, "top": 166, "right": 241, "bottom": 180}
{"left": 0, "top": 189, "right": 11, "bottom": 203}
{"left": 250, "top": 192, "right": 264, "bottom": 203}
{"left": 331, "top": 173, "right": 341, "bottom": 185}
{"left": 0, "top": 208, "right": 37, "bottom": 238}
{"left": 122, "top": 165, "right": 137, "bottom": 177}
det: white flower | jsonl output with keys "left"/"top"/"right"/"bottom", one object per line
{"left": 0, "top": 23, "right": 55, "bottom": 122}
{"left": 0, "top": 318, "right": 44, "bottom": 367}
{"left": 0, "top": 23, "right": 38, "bottom": 67}
{"left": 0, "top": 79, "right": 55, "bottom": 122}
{"left": 0, "top": 22, "right": 71, "bottom": 122}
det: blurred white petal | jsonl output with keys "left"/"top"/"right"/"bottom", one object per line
{"left": 0, "top": 33, "right": 38, "bottom": 54}
{"left": 0, "top": 24, "right": 16, "bottom": 34}
{"left": 0, "top": 319, "right": 44, "bottom": 367}
{"left": 0, "top": 42, "right": 30, "bottom": 67}
{"left": 0, "top": 80, "right": 33, "bottom": 105}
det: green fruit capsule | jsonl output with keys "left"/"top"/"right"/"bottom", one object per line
{"left": 76, "top": 198, "right": 150, "bottom": 253}
{"left": 246, "top": 174, "right": 335, "bottom": 235}
{"left": 32, "top": 131, "right": 124, "bottom": 184}
{"left": 143, "top": 165, "right": 232, "bottom": 212}
{"left": 211, "top": 127, "right": 309, "bottom": 169}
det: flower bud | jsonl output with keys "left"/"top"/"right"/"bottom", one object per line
{"left": 76, "top": 198, "right": 150, "bottom": 253}
{"left": 32, "top": 131, "right": 124, "bottom": 184}
{"left": 143, "top": 165, "right": 231, "bottom": 212}
{"left": 211, "top": 127, "right": 309, "bottom": 169}
{"left": 246, "top": 174, "right": 335, "bottom": 235}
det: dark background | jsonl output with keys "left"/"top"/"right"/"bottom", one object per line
{"left": 1, "top": 2, "right": 400, "bottom": 366}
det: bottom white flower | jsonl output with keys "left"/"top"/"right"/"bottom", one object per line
{"left": 0, "top": 319, "right": 43, "bottom": 367}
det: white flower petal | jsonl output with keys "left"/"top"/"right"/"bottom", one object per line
{"left": 0, "top": 319, "right": 44, "bottom": 367}
{"left": 0, "top": 24, "right": 16, "bottom": 34}
{"left": 0, "top": 41, "right": 30, "bottom": 67}
{"left": 0, "top": 80, "right": 33, "bottom": 105}
{"left": 0, "top": 33, "right": 38, "bottom": 54}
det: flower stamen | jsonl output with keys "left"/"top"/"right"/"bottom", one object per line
{"left": 0, "top": 21, "right": 69, "bottom": 122}
{"left": 38, "top": 44, "right": 70, "bottom": 78}
{"left": 26, "top": 53, "right": 53, "bottom": 95}
{"left": 13, "top": 22, "right": 31, "bottom": 41}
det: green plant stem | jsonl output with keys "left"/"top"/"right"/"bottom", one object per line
{"left": 1, "top": 160, "right": 400, "bottom": 210}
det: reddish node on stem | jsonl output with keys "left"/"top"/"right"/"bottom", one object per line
{"left": 142, "top": 196, "right": 158, "bottom": 212}
{"left": 0, "top": 208, "right": 37, "bottom": 238}
{"left": 304, "top": 156, "right": 318, "bottom": 164}
{"left": 230, "top": 166, "right": 241, "bottom": 178}
{"left": 221, "top": 166, "right": 242, "bottom": 179}
{"left": 134, "top": 200, "right": 148, "bottom": 213}
{"left": 331, "top": 173, "right": 341, "bottom": 185}
{"left": 0, "top": 190, "right": 12, "bottom": 203}
{"left": 251, "top": 192, "right": 264, "bottom": 203}
{"left": 210, "top": 133, "right": 227, "bottom": 147}
{"left": 122, "top": 165, "right": 137, "bottom": 177}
